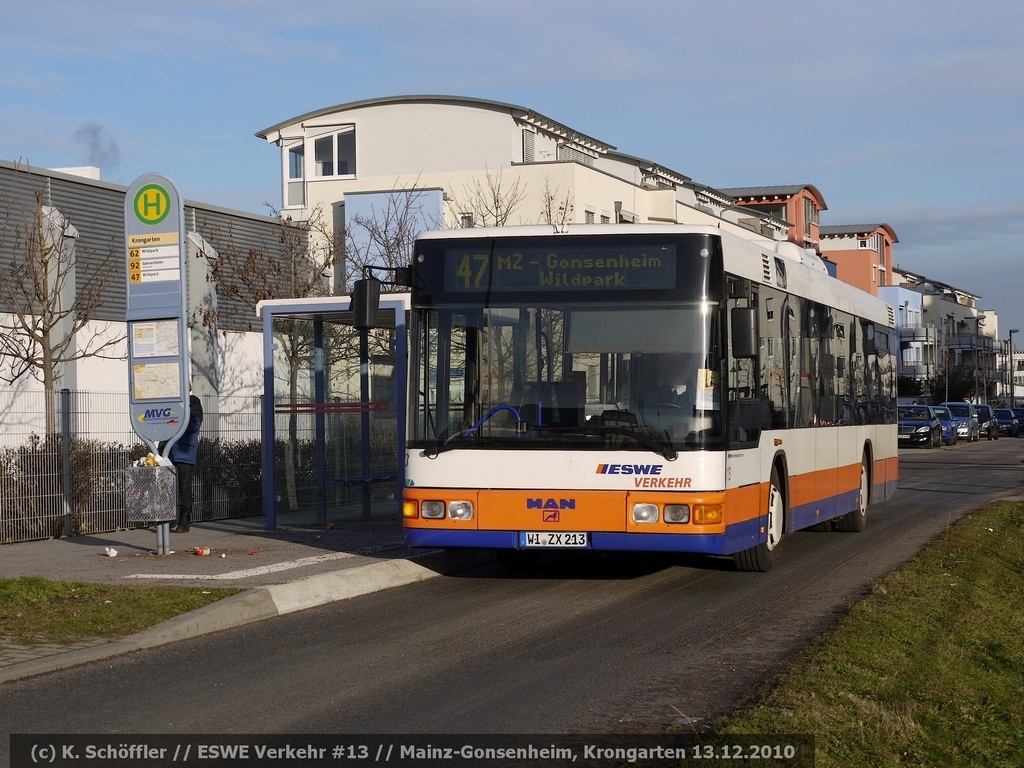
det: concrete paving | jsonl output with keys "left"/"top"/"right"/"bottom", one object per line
{"left": 0, "top": 508, "right": 492, "bottom": 683}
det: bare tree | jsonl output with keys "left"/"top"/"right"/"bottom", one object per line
{"left": 445, "top": 168, "right": 528, "bottom": 228}
{"left": 0, "top": 178, "right": 123, "bottom": 434}
{"left": 539, "top": 175, "right": 575, "bottom": 228}
{"left": 343, "top": 182, "right": 444, "bottom": 290}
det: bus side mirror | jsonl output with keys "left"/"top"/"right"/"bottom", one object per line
{"left": 351, "top": 278, "right": 382, "bottom": 330}
{"left": 731, "top": 306, "right": 758, "bottom": 359}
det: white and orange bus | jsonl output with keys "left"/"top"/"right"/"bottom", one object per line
{"left": 401, "top": 225, "right": 897, "bottom": 570}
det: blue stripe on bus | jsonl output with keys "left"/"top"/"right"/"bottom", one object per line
{"left": 405, "top": 518, "right": 765, "bottom": 555}
{"left": 787, "top": 487, "right": 861, "bottom": 530}
{"left": 404, "top": 529, "right": 518, "bottom": 549}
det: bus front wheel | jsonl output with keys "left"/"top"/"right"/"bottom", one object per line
{"left": 734, "top": 466, "right": 784, "bottom": 572}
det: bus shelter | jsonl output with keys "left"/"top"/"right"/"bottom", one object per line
{"left": 255, "top": 294, "right": 409, "bottom": 529}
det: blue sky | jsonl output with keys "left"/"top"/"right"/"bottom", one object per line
{"left": 3, "top": 0, "right": 1024, "bottom": 336}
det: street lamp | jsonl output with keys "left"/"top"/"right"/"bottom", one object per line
{"left": 1010, "top": 328, "right": 1020, "bottom": 408}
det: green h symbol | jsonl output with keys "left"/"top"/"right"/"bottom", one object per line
{"left": 142, "top": 190, "right": 163, "bottom": 218}
{"left": 135, "top": 183, "right": 171, "bottom": 225}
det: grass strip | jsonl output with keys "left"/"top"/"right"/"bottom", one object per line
{"left": 714, "top": 500, "right": 1024, "bottom": 767}
{"left": 0, "top": 576, "right": 239, "bottom": 645}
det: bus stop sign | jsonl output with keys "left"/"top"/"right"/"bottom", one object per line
{"left": 124, "top": 173, "right": 190, "bottom": 452}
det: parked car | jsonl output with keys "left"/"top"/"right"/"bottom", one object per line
{"left": 940, "top": 402, "right": 980, "bottom": 442}
{"left": 973, "top": 403, "right": 999, "bottom": 440}
{"left": 1013, "top": 408, "right": 1024, "bottom": 435}
{"left": 994, "top": 408, "right": 1020, "bottom": 437}
{"left": 897, "top": 404, "right": 942, "bottom": 448}
{"left": 931, "top": 405, "right": 958, "bottom": 446}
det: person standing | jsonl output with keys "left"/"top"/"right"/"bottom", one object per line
{"left": 169, "top": 388, "right": 204, "bottom": 533}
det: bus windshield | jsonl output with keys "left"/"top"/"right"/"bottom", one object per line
{"left": 409, "top": 233, "right": 725, "bottom": 454}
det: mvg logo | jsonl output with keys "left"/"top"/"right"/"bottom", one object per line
{"left": 138, "top": 408, "right": 176, "bottom": 423}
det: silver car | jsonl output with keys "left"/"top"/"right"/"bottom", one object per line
{"left": 940, "top": 402, "right": 980, "bottom": 442}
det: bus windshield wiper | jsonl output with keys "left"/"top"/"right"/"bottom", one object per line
{"left": 601, "top": 424, "right": 678, "bottom": 460}
{"left": 423, "top": 404, "right": 523, "bottom": 457}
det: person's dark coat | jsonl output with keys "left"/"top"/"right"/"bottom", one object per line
{"left": 170, "top": 395, "right": 203, "bottom": 465}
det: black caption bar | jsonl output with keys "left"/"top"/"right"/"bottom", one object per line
{"left": 11, "top": 734, "right": 814, "bottom": 767}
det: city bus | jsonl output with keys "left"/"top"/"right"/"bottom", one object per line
{"left": 401, "top": 224, "right": 897, "bottom": 571}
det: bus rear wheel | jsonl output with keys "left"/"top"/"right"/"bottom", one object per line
{"left": 836, "top": 455, "right": 869, "bottom": 532}
{"left": 734, "top": 465, "right": 784, "bottom": 572}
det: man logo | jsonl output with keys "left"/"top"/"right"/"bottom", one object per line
{"left": 526, "top": 498, "right": 576, "bottom": 510}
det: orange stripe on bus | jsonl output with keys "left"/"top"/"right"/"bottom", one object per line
{"left": 404, "top": 486, "right": 766, "bottom": 535}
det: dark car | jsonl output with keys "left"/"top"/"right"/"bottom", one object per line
{"left": 931, "top": 405, "right": 958, "bottom": 446}
{"left": 994, "top": 408, "right": 1019, "bottom": 437}
{"left": 897, "top": 405, "right": 942, "bottom": 448}
{"left": 974, "top": 403, "right": 999, "bottom": 440}
{"left": 1012, "top": 408, "right": 1024, "bottom": 435}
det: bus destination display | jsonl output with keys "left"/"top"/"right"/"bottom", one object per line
{"left": 443, "top": 244, "right": 677, "bottom": 292}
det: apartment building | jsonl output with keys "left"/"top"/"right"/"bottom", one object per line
{"left": 819, "top": 224, "right": 898, "bottom": 297}
{"left": 256, "top": 95, "right": 792, "bottom": 275}
{"left": 884, "top": 267, "right": 1004, "bottom": 400}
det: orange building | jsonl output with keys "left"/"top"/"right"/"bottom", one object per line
{"left": 718, "top": 184, "right": 826, "bottom": 253}
{"left": 818, "top": 224, "right": 899, "bottom": 297}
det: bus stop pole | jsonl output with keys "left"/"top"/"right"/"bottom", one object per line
{"left": 359, "top": 328, "right": 372, "bottom": 518}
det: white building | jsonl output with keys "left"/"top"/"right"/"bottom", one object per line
{"left": 256, "top": 95, "right": 792, "bottom": 279}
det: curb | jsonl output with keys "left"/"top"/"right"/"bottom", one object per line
{"left": 0, "top": 549, "right": 492, "bottom": 684}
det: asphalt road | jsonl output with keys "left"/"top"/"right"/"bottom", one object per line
{"left": 3, "top": 439, "right": 1023, "bottom": 739}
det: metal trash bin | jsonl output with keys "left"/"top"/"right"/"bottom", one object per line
{"left": 125, "top": 465, "right": 177, "bottom": 523}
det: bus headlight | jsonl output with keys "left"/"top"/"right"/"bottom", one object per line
{"left": 448, "top": 501, "right": 474, "bottom": 520}
{"left": 664, "top": 505, "right": 690, "bottom": 524}
{"left": 692, "top": 504, "right": 723, "bottom": 525}
{"left": 421, "top": 501, "right": 445, "bottom": 519}
{"left": 631, "top": 503, "right": 659, "bottom": 524}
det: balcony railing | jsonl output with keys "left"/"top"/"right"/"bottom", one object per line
{"left": 948, "top": 336, "right": 994, "bottom": 352}
{"left": 899, "top": 363, "right": 930, "bottom": 378}
{"left": 900, "top": 326, "right": 937, "bottom": 343}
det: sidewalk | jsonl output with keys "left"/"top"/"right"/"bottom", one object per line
{"left": 0, "top": 507, "right": 492, "bottom": 683}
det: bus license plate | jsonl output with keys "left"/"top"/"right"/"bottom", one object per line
{"left": 520, "top": 531, "right": 589, "bottom": 548}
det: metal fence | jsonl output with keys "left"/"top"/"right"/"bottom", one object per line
{"left": 0, "top": 389, "right": 403, "bottom": 544}
{"left": 0, "top": 389, "right": 264, "bottom": 544}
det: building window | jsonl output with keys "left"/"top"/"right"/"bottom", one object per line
{"left": 286, "top": 142, "right": 305, "bottom": 207}
{"left": 584, "top": 209, "right": 595, "bottom": 224}
{"left": 313, "top": 127, "right": 356, "bottom": 178}
{"left": 858, "top": 234, "right": 882, "bottom": 252}
{"left": 460, "top": 213, "right": 475, "bottom": 229}
{"left": 802, "top": 197, "right": 819, "bottom": 238}
{"left": 522, "top": 129, "right": 535, "bottom": 163}
{"left": 556, "top": 144, "right": 593, "bottom": 166}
